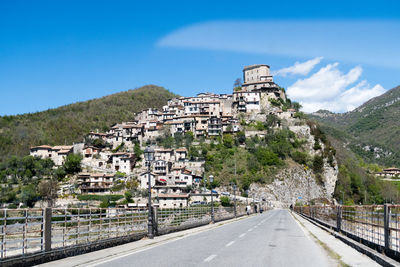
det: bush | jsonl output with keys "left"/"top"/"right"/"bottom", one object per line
{"left": 77, "top": 194, "right": 123, "bottom": 202}
{"left": 313, "top": 155, "right": 324, "bottom": 173}
{"left": 220, "top": 196, "right": 231, "bottom": 207}
{"left": 223, "top": 134, "right": 234, "bottom": 148}
{"left": 255, "top": 147, "right": 281, "bottom": 166}
{"left": 236, "top": 131, "right": 246, "bottom": 144}
{"left": 291, "top": 151, "right": 308, "bottom": 165}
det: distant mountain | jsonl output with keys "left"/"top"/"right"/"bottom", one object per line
{"left": 0, "top": 85, "right": 177, "bottom": 162}
{"left": 311, "top": 85, "right": 400, "bottom": 167}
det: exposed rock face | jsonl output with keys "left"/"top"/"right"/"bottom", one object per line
{"left": 250, "top": 122, "right": 339, "bottom": 208}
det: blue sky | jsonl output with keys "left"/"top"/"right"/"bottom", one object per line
{"left": 1, "top": 0, "right": 399, "bottom": 115}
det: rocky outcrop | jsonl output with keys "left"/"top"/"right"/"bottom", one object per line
{"left": 249, "top": 122, "right": 339, "bottom": 208}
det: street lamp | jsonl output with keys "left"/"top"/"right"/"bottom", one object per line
{"left": 209, "top": 175, "right": 214, "bottom": 223}
{"left": 144, "top": 146, "right": 155, "bottom": 239}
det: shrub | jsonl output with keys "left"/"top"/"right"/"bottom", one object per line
{"left": 313, "top": 155, "right": 324, "bottom": 173}
{"left": 77, "top": 194, "right": 123, "bottom": 202}
{"left": 220, "top": 196, "right": 231, "bottom": 207}
{"left": 291, "top": 151, "right": 308, "bottom": 165}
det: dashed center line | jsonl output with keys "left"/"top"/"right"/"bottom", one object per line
{"left": 226, "top": 241, "right": 235, "bottom": 247}
{"left": 204, "top": 254, "right": 217, "bottom": 262}
{"left": 239, "top": 233, "right": 246, "bottom": 238}
{"left": 248, "top": 228, "right": 253, "bottom": 232}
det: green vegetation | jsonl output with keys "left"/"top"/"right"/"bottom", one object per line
{"left": 0, "top": 156, "right": 60, "bottom": 207}
{"left": 77, "top": 194, "right": 124, "bottom": 202}
{"left": 0, "top": 85, "right": 177, "bottom": 163}
{"left": 64, "top": 153, "right": 82, "bottom": 174}
{"left": 220, "top": 196, "right": 231, "bottom": 207}
{"left": 310, "top": 85, "right": 400, "bottom": 167}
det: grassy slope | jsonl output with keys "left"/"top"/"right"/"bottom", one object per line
{"left": 0, "top": 85, "right": 177, "bottom": 162}
{"left": 310, "top": 85, "right": 400, "bottom": 167}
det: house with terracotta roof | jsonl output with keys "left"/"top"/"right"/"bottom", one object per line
{"left": 108, "top": 153, "right": 136, "bottom": 175}
{"left": 157, "top": 193, "right": 189, "bottom": 208}
{"left": 30, "top": 145, "right": 53, "bottom": 159}
{"left": 175, "top": 148, "right": 187, "bottom": 161}
{"left": 77, "top": 173, "right": 114, "bottom": 194}
{"left": 30, "top": 145, "right": 73, "bottom": 166}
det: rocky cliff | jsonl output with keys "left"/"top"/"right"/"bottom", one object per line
{"left": 249, "top": 121, "right": 339, "bottom": 208}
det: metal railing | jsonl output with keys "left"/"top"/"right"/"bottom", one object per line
{"left": 0, "top": 205, "right": 250, "bottom": 264}
{"left": 294, "top": 204, "right": 400, "bottom": 261}
{"left": 0, "top": 209, "right": 44, "bottom": 259}
{"left": 51, "top": 208, "right": 148, "bottom": 250}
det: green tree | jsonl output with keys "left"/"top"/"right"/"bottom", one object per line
{"left": 223, "top": 134, "right": 234, "bottom": 148}
{"left": 184, "top": 131, "right": 194, "bottom": 147}
{"left": 64, "top": 153, "right": 82, "bottom": 175}
{"left": 134, "top": 142, "right": 143, "bottom": 159}
{"left": 313, "top": 155, "right": 324, "bottom": 173}
{"left": 18, "top": 184, "right": 38, "bottom": 207}
{"left": 235, "top": 131, "right": 246, "bottom": 144}
{"left": 124, "top": 191, "right": 133, "bottom": 203}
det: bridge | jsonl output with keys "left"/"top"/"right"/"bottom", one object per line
{"left": 1, "top": 206, "right": 399, "bottom": 266}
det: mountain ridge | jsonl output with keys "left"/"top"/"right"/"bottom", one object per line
{"left": 0, "top": 85, "right": 177, "bottom": 162}
{"left": 311, "top": 85, "right": 400, "bottom": 167}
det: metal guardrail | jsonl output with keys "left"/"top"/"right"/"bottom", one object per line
{"left": 0, "top": 209, "right": 44, "bottom": 259}
{"left": 0, "top": 205, "right": 250, "bottom": 264}
{"left": 294, "top": 204, "right": 400, "bottom": 261}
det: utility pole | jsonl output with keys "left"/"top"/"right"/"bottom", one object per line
{"left": 365, "top": 189, "right": 367, "bottom": 204}
{"left": 233, "top": 184, "right": 237, "bottom": 218}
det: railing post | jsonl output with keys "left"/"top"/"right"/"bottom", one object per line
{"left": 384, "top": 204, "right": 390, "bottom": 251}
{"left": 153, "top": 207, "right": 158, "bottom": 236}
{"left": 43, "top": 208, "right": 52, "bottom": 252}
{"left": 336, "top": 206, "right": 342, "bottom": 232}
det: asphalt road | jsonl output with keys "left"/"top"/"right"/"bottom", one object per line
{"left": 90, "top": 209, "right": 331, "bottom": 267}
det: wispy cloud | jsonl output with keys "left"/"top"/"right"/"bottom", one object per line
{"left": 286, "top": 63, "right": 385, "bottom": 112}
{"left": 158, "top": 20, "right": 400, "bottom": 68}
{"left": 273, "top": 57, "right": 323, "bottom": 77}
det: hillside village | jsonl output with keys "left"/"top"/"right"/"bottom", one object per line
{"left": 28, "top": 64, "right": 306, "bottom": 208}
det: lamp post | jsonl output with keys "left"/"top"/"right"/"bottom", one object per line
{"left": 144, "top": 146, "right": 155, "bottom": 239}
{"left": 209, "top": 175, "right": 214, "bottom": 223}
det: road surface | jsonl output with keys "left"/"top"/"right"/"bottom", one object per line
{"left": 90, "top": 209, "right": 332, "bottom": 267}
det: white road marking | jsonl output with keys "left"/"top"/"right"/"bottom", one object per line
{"left": 204, "top": 254, "right": 217, "bottom": 262}
{"left": 226, "top": 241, "right": 235, "bottom": 247}
{"left": 248, "top": 228, "right": 253, "bottom": 232}
{"left": 254, "top": 225, "right": 258, "bottom": 228}
{"left": 239, "top": 233, "right": 246, "bottom": 238}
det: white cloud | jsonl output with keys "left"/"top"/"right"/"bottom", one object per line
{"left": 273, "top": 57, "right": 323, "bottom": 77}
{"left": 338, "top": 81, "right": 385, "bottom": 111}
{"left": 286, "top": 63, "right": 385, "bottom": 113}
{"left": 158, "top": 20, "right": 400, "bottom": 68}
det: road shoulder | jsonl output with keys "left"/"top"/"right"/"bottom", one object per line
{"left": 291, "top": 211, "right": 380, "bottom": 267}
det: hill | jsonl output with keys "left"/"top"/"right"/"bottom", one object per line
{"left": 311, "top": 85, "right": 400, "bottom": 167}
{"left": 0, "top": 85, "right": 177, "bottom": 162}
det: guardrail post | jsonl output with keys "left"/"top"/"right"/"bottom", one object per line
{"left": 43, "top": 208, "right": 52, "bottom": 252}
{"left": 336, "top": 206, "right": 342, "bottom": 232}
{"left": 384, "top": 204, "right": 390, "bottom": 251}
